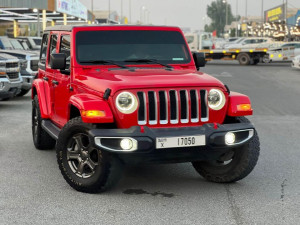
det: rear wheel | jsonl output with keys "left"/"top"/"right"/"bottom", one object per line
{"left": 192, "top": 117, "right": 260, "bottom": 183}
{"left": 32, "top": 95, "right": 56, "bottom": 150}
{"left": 56, "top": 117, "right": 123, "bottom": 193}
{"left": 237, "top": 53, "right": 251, "bottom": 65}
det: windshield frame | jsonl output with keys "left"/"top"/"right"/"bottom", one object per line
{"left": 73, "top": 26, "right": 194, "bottom": 68}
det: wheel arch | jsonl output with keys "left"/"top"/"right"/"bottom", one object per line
{"left": 227, "top": 91, "right": 253, "bottom": 117}
{"left": 31, "top": 79, "right": 50, "bottom": 119}
{"left": 69, "top": 94, "right": 114, "bottom": 124}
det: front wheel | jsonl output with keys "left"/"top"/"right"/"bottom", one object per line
{"left": 56, "top": 117, "right": 123, "bottom": 193}
{"left": 192, "top": 117, "right": 260, "bottom": 183}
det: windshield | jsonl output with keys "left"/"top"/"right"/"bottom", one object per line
{"left": 236, "top": 38, "right": 245, "bottom": 43}
{"left": 10, "top": 39, "right": 24, "bottom": 50}
{"left": 21, "top": 41, "right": 30, "bottom": 50}
{"left": 0, "top": 37, "right": 13, "bottom": 49}
{"left": 76, "top": 30, "right": 191, "bottom": 65}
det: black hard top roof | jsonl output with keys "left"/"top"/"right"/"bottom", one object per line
{"left": 44, "top": 24, "right": 178, "bottom": 32}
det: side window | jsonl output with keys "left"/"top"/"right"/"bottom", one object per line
{"left": 48, "top": 34, "right": 58, "bottom": 65}
{"left": 59, "top": 35, "right": 71, "bottom": 70}
{"left": 40, "top": 34, "right": 49, "bottom": 64}
{"left": 243, "top": 40, "right": 252, "bottom": 44}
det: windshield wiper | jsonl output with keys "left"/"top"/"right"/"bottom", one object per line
{"left": 79, "top": 60, "right": 129, "bottom": 69}
{"left": 124, "top": 59, "right": 173, "bottom": 69}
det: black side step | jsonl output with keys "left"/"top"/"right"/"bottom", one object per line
{"left": 41, "top": 120, "right": 61, "bottom": 140}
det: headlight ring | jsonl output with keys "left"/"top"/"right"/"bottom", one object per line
{"left": 208, "top": 89, "right": 226, "bottom": 110}
{"left": 115, "top": 91, "right": 138, "bottom": 114}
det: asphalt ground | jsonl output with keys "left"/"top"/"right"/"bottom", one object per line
{"left": 0, "top": 61, "right": 300, "bottom": 225}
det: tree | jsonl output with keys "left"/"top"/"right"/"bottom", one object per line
{"left": 205, "top": 0, "right": 238, "bottom": 37}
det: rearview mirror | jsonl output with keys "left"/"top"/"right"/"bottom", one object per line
{"left": 50, "top": 53, "right": 66, "bottom": 70}
{"left": 193, "top": 52, "right": 206, "bottom": 70}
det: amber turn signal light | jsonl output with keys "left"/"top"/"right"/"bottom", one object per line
{"left": 81, "top": 110, "right": 106, "bottom": 118}
{"left": 237, "top": 104, "right": 252, "bottom": 111}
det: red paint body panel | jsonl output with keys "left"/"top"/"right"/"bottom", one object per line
{"left": 227, "top": 92, "right": 253, "bottom": 116}
{"left": 32, "top": 80, "right": 49, "bottom": 119}
{"left": 69, "top": 94, "right": 114, "bottom": 124}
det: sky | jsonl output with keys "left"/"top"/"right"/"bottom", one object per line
{"left": 81, "top": 0, "right": 300, "bottom": 30}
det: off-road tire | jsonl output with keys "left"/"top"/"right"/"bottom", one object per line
{"left": 17, "top": 89, "right": 31, "bottom": 97}
{"left": 56, "top": 117, "right": 123, "bottom": 193}
{"left": 192, "top": 117, "right": 260, "bottom": 183}
{"left": 32, "top": 95, "right": 56, "bottom": 150}
{"left": 237, "top": 53, "right": 251, "bottom": 65}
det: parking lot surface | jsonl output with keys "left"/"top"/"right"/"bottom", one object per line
{"left": 1, "top": 62, "right": 300, "bottom": 225}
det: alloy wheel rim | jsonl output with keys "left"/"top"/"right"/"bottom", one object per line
{"left": 67, "top": 133, "right": 100, "bottom": 178}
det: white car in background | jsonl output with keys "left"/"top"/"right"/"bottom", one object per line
{"left": 292, "top": 55, "right": 300, "bottom": 69}
{"left": 225, "top": 37, "right": 274, "bottom": 49}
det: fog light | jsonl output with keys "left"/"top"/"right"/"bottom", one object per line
{"left": 120, "top": 138, "right": 133, "bottom": 150}
{"left": 225, "top": 132, "right": 235, "bottom": 145}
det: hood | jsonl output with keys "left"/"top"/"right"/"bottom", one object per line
{"left": 75, "top": 68, "right": 226, "bottom": 96}
{"left": 0, "top": 50, "right": 38, "bottom": 59}
{"left": 0, "top": 53, "right": 19, "bottom": 60}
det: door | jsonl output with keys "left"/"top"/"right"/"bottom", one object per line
{"left": 45, "top": 33, "right": 59, "bottom": 121}
{"left": 53, "top": 34, "right": 72, "bottom": 126}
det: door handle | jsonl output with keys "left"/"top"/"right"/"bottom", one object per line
{"left": 52, "top": 80, "right": 59, "bottom": 85}
{"left": 43, "top": 77, "right": 49, "bottom": 81}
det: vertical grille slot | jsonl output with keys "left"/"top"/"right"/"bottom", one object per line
{"left": 159, "top": 91, "right": 168, "bottom": 124}
{"left": 169, "top": 90, "right": 178, "bottom": 124}
{"left": 148, "top": 91, "right": 157, "bottom": 124}
{"left": 136, "top": 88, "right": 209, "bottom": 125}
{"left": 180, "top": 90, "right": 188, "bottom": 123}
{"left": 200, "top": 90, "right": 208, "bottom": 122}
{"left": 190, "top": 90, "right": 199, "bottom": 122}
{"left": 137, "top": 92, "right": 146, "bottom": 125}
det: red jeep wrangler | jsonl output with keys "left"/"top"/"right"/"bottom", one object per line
{"left": 32, "top": 25, "right": 260, "bottom": 193}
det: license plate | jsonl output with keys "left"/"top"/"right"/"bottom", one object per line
{"left": 156, "top": 135, "right": 206, "bottom": 149}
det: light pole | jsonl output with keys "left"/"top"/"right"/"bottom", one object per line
{"left": 245, "top": 0, "right": 248, "bottom": 37}
{"left": 121, "top": 0, "right": 123, "bottom": 23}
{"left": 129, "top": 0, "right": 131, "bottom": 24}
{"left": 236, "top": 0, "right": 238, "bottom": 37}
{"left": 223, "top": 0, "right": 228, "bottom": 25}
{"left": 140, "top": 6, "right": 146, "bottom": 24}
{"left": 108, "top": 0, "right": 111, "bottom": 24}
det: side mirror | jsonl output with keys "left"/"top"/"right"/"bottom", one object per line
{"left": 193, "top": 52, "right": 206, "bottom": 69}
{"left": 50, "top": 53, "right": 66, "bottom": 70}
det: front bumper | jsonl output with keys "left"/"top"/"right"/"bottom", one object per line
{"left": 20, "top": 74, "right": 35, "bottom": 90}
{"left": 0, "top": 78, "right": 22, "bottom": 99}
{"left": 89, "top": 123, "right": 255, "bottom": 164}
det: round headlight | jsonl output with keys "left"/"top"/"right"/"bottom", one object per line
{"left": 115, "top": 91, "right": 138, "bottom": 114}
{"left": 208, "top": 89, "right": 226, "bottom": 110}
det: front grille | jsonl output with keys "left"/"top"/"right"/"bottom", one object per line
{"left": 30, "top": 60, "right": 39, "bottom": 71}
{"left": 6, "top": 62, "right": 18, "bottom": 68}
{"left": 7, "top": 72, "right": 19, "bottom": 80}
{"left": 137, "top": 89, "right": 209, "bottom": 125}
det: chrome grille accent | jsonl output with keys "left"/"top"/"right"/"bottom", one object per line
{"left": 158, "top": 91, "right": 168, "bottom": 124}
{"left": 7, "top": 72, "right": 19, "bottom": 80}
{"left": 137, "top": 89, "right": 209, "bottom": 125}
{"left": 137, "top": 92, "right": 147, "bottom": 125}
{"left": 200, "top": 90, "right": 209, "bottom": 122}
{"left": 190, "top": 90, "right": 199, "bottom": 123}
{"left": 6, "top": 62, "right": 18, "bottom": 68}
